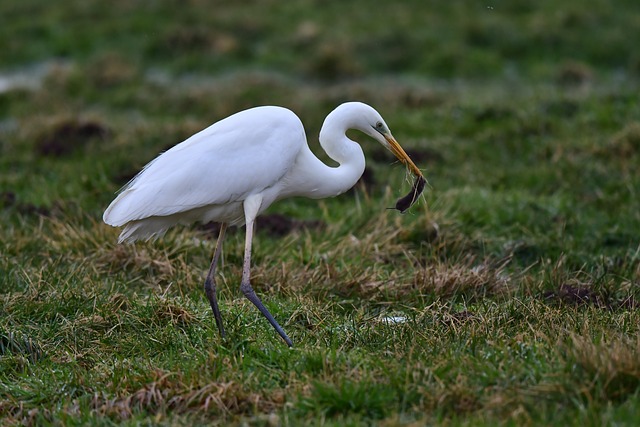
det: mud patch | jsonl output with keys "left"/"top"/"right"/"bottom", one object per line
{"left": 198, "top": 214, "right": 324, "bottom": 239}
{"left": 36, "top": 118, "right": 110, "bottom": 157}
{"left": 556, "top": 61, "right": 593, "bottom": 86}
{"left": 543, "top": 283, "right": 638, "bottom": 310}
{"left": 196, "top": 221, "right": 228, "bottom": 238}
{"left": 543, "top": 283, "right": 604, "bottom": 306}
{"left": 257, "top": 213, "right": 324, "bottom": 237}
{"left": 1, "top": 191, "right": 53, "bottom": 217}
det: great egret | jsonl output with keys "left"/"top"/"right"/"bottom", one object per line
{"left": 103, "top": 102, "right": 424, "bottom": 347}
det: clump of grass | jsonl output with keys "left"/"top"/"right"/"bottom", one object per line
{"left": 561, "top": 333, "right": 640, "bottom": 402}
{"left": 152, "top": 297, "right": 196, "bottom": 327}
{"left": 91, "top": 369, "right": 275, "bottom": 420}
{"left": 536, "top": 256, "right": 639, "bottom": 310}
{"left": 97, "top": 244, "right": 175, "bottom": 279}
{"left": 299, "top": 380, "right": 395, "bottom": 420}
{"left": 605, "top": 122, "right": 640, "bottom": 158}
{"left": 0, "top": 331, "right": 43, "bottom": 363}
{"left": 411, "top": 257, "right": 511, "bottom": 300}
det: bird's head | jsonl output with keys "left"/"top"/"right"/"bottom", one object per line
{"left": 321, "top": 102, "right": 427, "bottom": 212}
{"left": 351, "top": 103, "right": 423, "bottom": 179}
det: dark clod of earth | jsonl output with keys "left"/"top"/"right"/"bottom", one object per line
{"left": 1, "top": 191, "right": 52, "bottom": 217}
{"left": 543, "top": 283, "right": 638, "bottom": 310}
{"left": 198, "top": 213, "right": 324, "bottom": 239}
{"left": 36, "top": 118, "right": 110, "bottom": 157}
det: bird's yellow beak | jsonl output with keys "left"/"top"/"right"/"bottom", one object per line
{"left": 384, "top": 135, "right": 423, "bottom": 178}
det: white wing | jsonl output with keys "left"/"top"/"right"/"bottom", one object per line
{"left": 103, "top": 106, "right": 305, "bottom": 226}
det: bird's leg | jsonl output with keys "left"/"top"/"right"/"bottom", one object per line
{"left": 240, "top": 218, "right": 294, "bottom": 347}
{"left": 204, "top": 223, "right": 227, "bottom": 338}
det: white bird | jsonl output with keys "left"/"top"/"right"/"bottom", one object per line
{"left": 103, "top": 102, "right": 424, "bottom": 347}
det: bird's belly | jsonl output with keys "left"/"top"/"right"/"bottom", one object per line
{"left": 190, "top": 202, "right": 245, "bottom": 226}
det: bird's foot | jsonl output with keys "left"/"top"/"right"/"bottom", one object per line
{"left": 204, "top": 276, "right": 226, "bottom": 338}
{"left": 240, "top": 281, "right": 293, "bottom": 347}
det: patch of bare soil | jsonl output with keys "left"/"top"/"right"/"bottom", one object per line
{"left": 1, "top": 190, "right": 54, "bottom": 216}
{"left": 198, "top": 213, "right": 324, "bottom": 239}
{"left": 543, "top": 283, "right": 638, "bottom": 310}
{"left": 36, "top": 118, "right": 110, "bottom": 157}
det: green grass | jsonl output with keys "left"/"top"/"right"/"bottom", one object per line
{"left": 2, "top": 0, "right": 640, "bottom": 425}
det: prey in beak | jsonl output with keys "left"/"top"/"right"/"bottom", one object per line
{"left": 381, "top": 133, "right": 426, "bottom": 213}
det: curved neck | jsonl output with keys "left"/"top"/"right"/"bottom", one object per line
{"left": 316, "top": 128, "right": 366, "bottom": 198}
{"left": 312, "top": 107, "right": 367, "bottom": 197}
{"left": 283, "top": 114, "right": 366, "bottom": 200}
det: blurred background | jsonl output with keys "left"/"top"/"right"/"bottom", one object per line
{"left": 3, "top": 0, "right": 640, "bottom": 81}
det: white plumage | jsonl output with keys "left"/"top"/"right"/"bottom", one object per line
{"left": 104, "top": 102, "right": 424, "bottom": 346}
{"left": 104, "top": 106, "right": 304, "bottom": 241}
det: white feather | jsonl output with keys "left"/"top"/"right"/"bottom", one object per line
{"left": 103, "top": 106, "right": 303, "bottom": 240}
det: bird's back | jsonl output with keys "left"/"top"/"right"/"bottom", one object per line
{"left": 103, "top": 106, "right": 306, "bottom": 241}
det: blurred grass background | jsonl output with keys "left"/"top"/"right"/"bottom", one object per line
{"left": 1, "top": 0, "right": 640, "bottom": 425}
{"left": 2, "top": 0, "right": 640, "bottom": 79}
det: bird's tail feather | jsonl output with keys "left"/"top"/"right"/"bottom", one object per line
{"left": 117, "top": 219, "right": 170, "bottom": 243}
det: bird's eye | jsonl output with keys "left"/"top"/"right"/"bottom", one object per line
{"left": 376, "top": 121, "right": 383, "bottom": 129}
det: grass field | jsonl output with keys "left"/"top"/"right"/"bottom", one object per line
{"left": 2, "top": 0, "right": 640, "bottom": 425}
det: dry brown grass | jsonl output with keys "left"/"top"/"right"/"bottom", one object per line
{"left": 409, "top": 257, "right": 511, "bottom": 299}
{"left": 563, "top": 333, "right": 640, "bottom": 401}
{"left": 152, "top": 297, "right": 196, "bottom": 326}
{"left": 606, "top": 122, "right": 640, "bottom": 158}
{"left": 97, "top": 244, "right": 176, "bottom": 278}
{"left": 91, "top": 369, "right": 283, "bottom": 420}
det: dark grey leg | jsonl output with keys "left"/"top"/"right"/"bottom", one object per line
{"left": 204, "top": 223, "right": 227, "bottom": 337}
{"left": 241, "top": 219, "right": 293, "bottom": 347}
